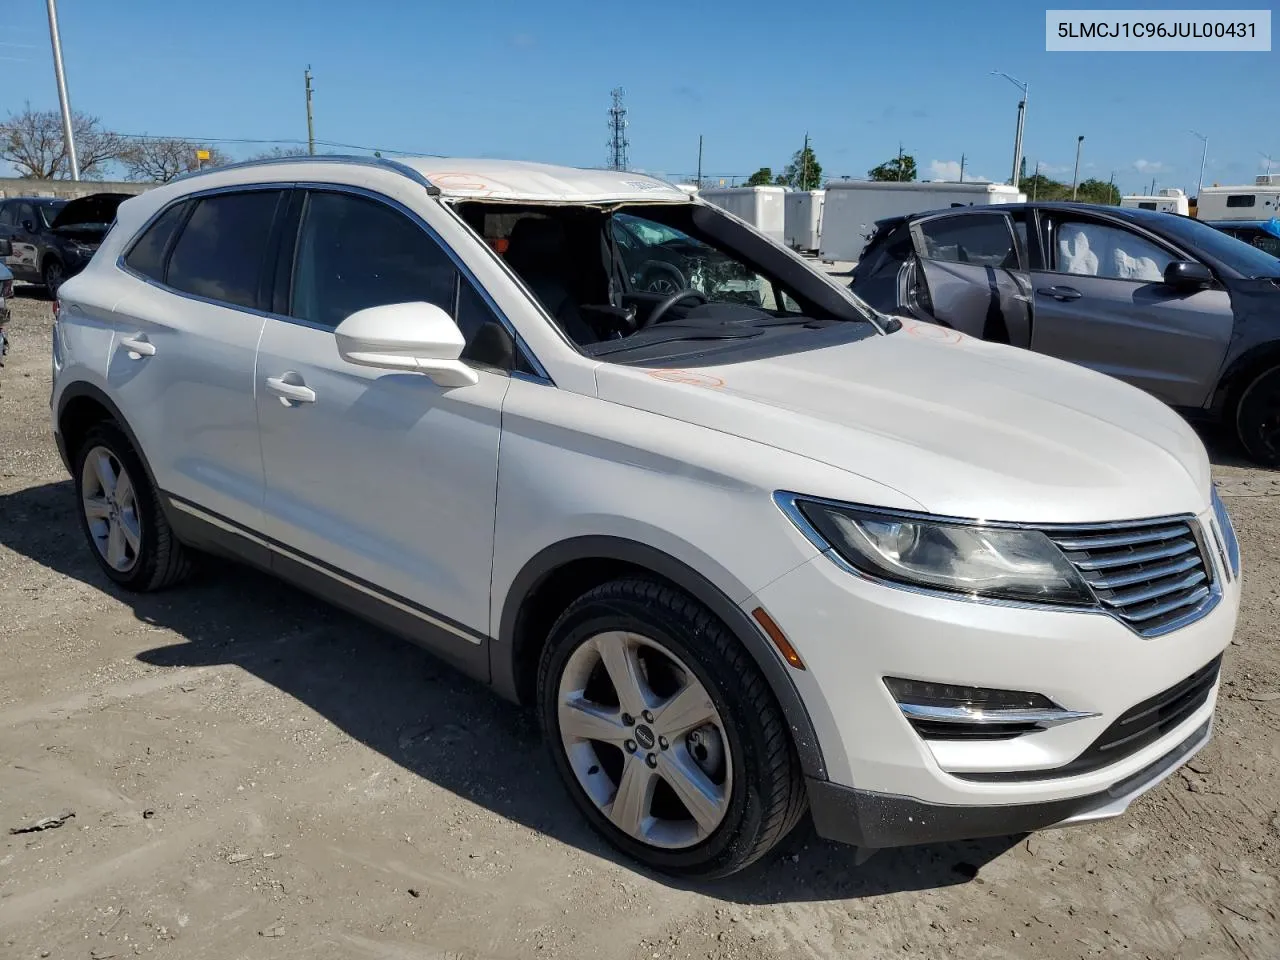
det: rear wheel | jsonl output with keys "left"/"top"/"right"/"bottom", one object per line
{"left": 537, "top": 578, "right": 806, "bottom": 878}
{"left": 1235, "top": 366, "right": 1280, "bottom": 467}
{"left": 73, "top": 422, "right": 192, "bottom": 590}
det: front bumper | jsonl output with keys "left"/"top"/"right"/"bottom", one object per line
{"left": 750, "top": 503, "right": 1240, "bottom": 847}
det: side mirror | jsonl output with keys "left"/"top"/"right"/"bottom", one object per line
{"left": 21, "top": 219, "right": 34, "bottom": 233}
{"left": 334, "top": 302, "right": 479, "bottom": 388}
{"left": 0, "top": 239, "right": 11, "bottom": 257}
{"left": 1164, "top": 260, "right": 1213, "bottom": 290}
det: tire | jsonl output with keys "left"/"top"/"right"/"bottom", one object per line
{"left": 43, "top": 258, "right": 66, "bottom": 299}
{"left": 637, "top": 261, "right": 687, "bottom": 295}
{"left": 1234, "top": 366, "right": 1280, "bottom": 467}
{"left": 73, "top": 421, "right": 192, "bottom": 591}
{"left": 537, "top": 578, "right": 806, "bottom": 878}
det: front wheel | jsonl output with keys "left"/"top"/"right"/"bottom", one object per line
{"left": 537, "top": 578, "right": 806, "bottom": 878}
{"left": 1235, "top": 366, "right": 1280, "bottom": 467}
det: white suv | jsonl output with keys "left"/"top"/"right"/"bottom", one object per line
{"left": 51, "top": 157, "right": 1242, "bottom": 878}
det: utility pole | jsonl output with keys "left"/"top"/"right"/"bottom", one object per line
{"left": 896, "top": 142, "right": 904, "bottom": 182}
{"left": 1191, "top": 131, "right": 1208, "bottom": 199}
{"left": 1071, "top": 135, "right": 1084, "bottom": 200}
{"left": 696, "top": 135, "right": 703, "bottom": 187}
{"left": 801, "top": 132, "right": 810, "bottom": 190}
{"left": 992, "top": 72, "right": 1028, "bottom": 190}
{"left": 959, "top": 153, "right": 966, "bottom": 183}
{"left": 304, "top": 66, "right": 316, "bottom": 156}
{"left": 607, "top": 87, "right": 629, "bottom": 171}
{"left": 1263, "top": 152, "right": 1274, "bottom": 179}
{"left": 1031, "top": 158, "right": 1039, "bottom": 200}
{"left": 45, "top": 0, "right": 79, "bottom": 180}
{"left": 1108, "top": 170, "right": 1116, "bottom": 204}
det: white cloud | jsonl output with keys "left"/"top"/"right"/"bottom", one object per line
{"left": 1036, "top": 161, "right": 1070, "bottom": 175}
{"left": 1133, "top": 159, "right": 1170, "bottom": 173}
{"left": 927, "top": 159, "right": 988, "bottom": 182}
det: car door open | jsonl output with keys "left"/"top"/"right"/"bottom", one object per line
{"left": 908, "top": 211, "right": 1032, "bottom": 346}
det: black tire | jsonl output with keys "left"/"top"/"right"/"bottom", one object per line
{"left": 72, "top": 421, "right": 192, "bottom": 591}
{"left": 1235, "top": 366, "right": 1280, "bottom": 467}
{"left": 537, "top": 578, "right": 806, "bottom": 878}
{"left": 637, "top": 261, "right": 687, "bottom": 295}
{"left": 43, "top": 258, "right": 66, "bottom": 299}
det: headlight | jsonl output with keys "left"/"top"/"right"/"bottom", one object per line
{"left": 784, "top": 496, "right": 1093, "bottom": 605}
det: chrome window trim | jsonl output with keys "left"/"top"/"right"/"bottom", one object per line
{"left": 114, "top": 180, "right": 552, "bottom": 384}
{"left": 168, "top": 153, "right": 443, "bottom": 196}
{"left": 774, "top": 490, "right": 1222, "bottom": 636}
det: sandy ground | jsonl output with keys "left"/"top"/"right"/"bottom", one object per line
{"left": 1, "top": 288, "right": 1277, "bottom": 960}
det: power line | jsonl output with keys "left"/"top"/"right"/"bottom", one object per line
{"left": 607, "top": 87, "right": 629, "bottom": 171}
{"left": 112, "top": 131, "right": 440, "bottom": 157}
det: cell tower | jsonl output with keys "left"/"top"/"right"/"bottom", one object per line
{"left": 607, "top": 87, "right": 629, "bottom": 171}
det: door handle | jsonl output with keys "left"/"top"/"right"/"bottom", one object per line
{"left": 265, "top": 374, "right": 316, "bottom": 405}
{"left": 1037, "top": 285, "right": 1083, "bottom": 302}
{"left": 119, "top": 335, "right": 156, "bottom": 358}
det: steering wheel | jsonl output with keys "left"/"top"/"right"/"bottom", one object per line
{"left": 638, "top": 289, "right": 708, "bottom": 330}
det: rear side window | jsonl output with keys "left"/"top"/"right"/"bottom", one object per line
{"left": 918, "top": 214, "right": 1018, "bottom": 268}
{"left": 124, "top": 202, "right": 189, "bottom": 281}
{"left": 166, "top": 191, "right": 282, "bottom": 309}
{"left": 0, "top": 203, "right": 13, "bottom": 227}
{"left": 1226, "top": 194, "right": 1257, "bottom": 208}
{"left": 289, "top": 190, "right": 457, "bottom": 330}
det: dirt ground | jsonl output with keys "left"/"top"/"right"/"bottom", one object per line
{"left": 1, "top": 289, "right": 1277, "bottom": 960}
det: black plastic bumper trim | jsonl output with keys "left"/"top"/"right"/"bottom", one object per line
{"left": 807, "top": 718, "right": 1210, "bottom": 849}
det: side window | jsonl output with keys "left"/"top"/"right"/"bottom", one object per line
{"left": 1052, "top": 220, "right": 1174, "bottom": 282}
{"left": 917, "top": 214, "right": 1018, "bottom": 268}
{"left": 166, "top": 191, "right": 282, "bottom": 309}
{"left": 0, "top": 203, "right": 13, "bottom": 227}
{"left": 123, "top": 202, "right": 189, "bottom": 281}
{"left": 1226, "top": 194, "right": 1256, "bottom": 209}
{"left": 16, "top": 203, "right": 36, "bottom": 231}
{"left": 290, "top": 191, "right": 456, "bottom": 331}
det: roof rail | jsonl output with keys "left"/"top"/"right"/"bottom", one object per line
{"left": 168, "top": 153, "right": 440, "bottom": 195}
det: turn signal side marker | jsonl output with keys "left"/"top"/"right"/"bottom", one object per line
{"left": 751, "top": 607, "right": 805, "bottom": 670}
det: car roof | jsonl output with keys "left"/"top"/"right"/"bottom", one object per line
{"left": 170, "top": 154, "right": 690, "bottom": 204}
{"left": 872, "top": 201, "right": 1200, "bottom": 233}
{"left": 1203, "top": 220, "right": 1269, "bottom": 230}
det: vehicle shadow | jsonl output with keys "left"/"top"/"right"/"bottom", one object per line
{"left": 0, "top": 477, "right": 1019, "bottom": 902}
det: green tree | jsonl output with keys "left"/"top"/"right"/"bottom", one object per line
{"left": 744, "top": 166, "right": 774, "bottom": 187}
{"left": 868, "top": 154, "right": 917, "bottom": 182}
{"left": 1076, "top": 178, "right": 1120, "bottom": 205}
{"left": 1018, "top": 173, "right": 1068, "bottom": 201}
{"left": 778, "top": 144, "right": 823, "bottom": 191}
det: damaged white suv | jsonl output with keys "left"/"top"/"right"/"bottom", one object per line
{"left": 51, "top": 157, "right": 1241, "bottom": 877}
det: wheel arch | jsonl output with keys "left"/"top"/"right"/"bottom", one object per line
{"left": 493, "top": 535, "right": 828, "bottom": 780}
{"left": 1211, "top": 342, "right": 1280, "bottom": 419}
{"left": 56, "top": 382, "right": 162, "bottom": 498}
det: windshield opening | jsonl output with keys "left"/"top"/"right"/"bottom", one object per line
{"left": 453, "top": 199, "right": 877, "bottom": 367}
{"left": 1156, "top": 214, "right": 1280, "bottom": 278}
{"left": 34, "top": 199, "right": 66, "bottom": 229}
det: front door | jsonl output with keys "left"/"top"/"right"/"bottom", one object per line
{"left": 909, "top": 211, "right": 1032, "bottom": 346}
{"left": 1029, "top": 213, "right": 1233, "bottom": 408}
{"left": 255, "top": 187, "right": 512, "bottom": 674}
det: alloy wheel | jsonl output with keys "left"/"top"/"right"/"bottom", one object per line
{"left": 556, "top": 630, "right": 733, "bottom": 849}
{"left": 80, "top": 445, "right": 142, "bottom": 572}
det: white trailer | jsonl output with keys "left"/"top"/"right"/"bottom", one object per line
{"left": 1120, "top": 188, "right": 1189, "bottom": 216}
{"left": 698, "top": 186, "right": 787, "bottom": 245}
{"left": 1196, "top": 176, "right": 1280, "bottom": 222}
{"left": 784, "top": 190, "right": 824, "bottom": 253}
{"left": 818, "top": 180, "right": 1025, "bottom": 262}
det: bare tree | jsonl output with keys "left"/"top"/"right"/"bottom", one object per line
{"left": 121, "top": 138, "right": 230, "bottom": 183}
{"left": 0, "top": 103, "right": 127, "bottom": 179}
{"left": 248, "top": 146, "right": 311, "bottom": 161}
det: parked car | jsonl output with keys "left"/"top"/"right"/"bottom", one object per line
{"left": 1205, "top": 219, "right": 1280, "bottom": 259}
{"left": 849, "top": 203, "right": 1280, "bottom": 465}
{"left": 0, "top": 193, "right": 131, "bottom": 296}
{"left": 0, "top": 242, "right": 12, "bottom": 366}
{"left": 609, "top": 211, "right": 764, "bottom": 305}
{"left": 52, "top": 157, "right": 1240, "bottom": 878}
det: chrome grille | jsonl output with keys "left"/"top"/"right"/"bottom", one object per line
{"left": 1045, "top": 519, "right": 1216, "bottom": 637}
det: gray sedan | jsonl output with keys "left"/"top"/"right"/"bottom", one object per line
{"left": 850, "top": 203, "right": 1280, "bottom": 465}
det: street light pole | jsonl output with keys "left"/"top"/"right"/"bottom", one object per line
{"left": 45, "top": 0, "right": 79, "bottom": 181}
{"left": 992, "top": 71, "right": 1028, "bottom": 189}
{"left": 1071, "top": 135, "right": 1084, "bottom": 200}
{"left": 1191, "top": 131, "right": 1208, "bottom": 200}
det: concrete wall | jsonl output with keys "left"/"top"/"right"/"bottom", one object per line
{"left": 0, "top": 177, "right": 155, "bottom": 199}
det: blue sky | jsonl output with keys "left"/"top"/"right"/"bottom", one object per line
{"left": 2, "top": 0, "right": 1275, "bottom": 194}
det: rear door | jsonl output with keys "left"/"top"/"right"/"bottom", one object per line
{"left": 1028, "top": 212, "right": 1233, "bottom": 407}
{"left": 907, "top": 211, "right": 1032, "bottom": 346}
{"left": 107, "top": 188, "right": 285, "bottom": 532}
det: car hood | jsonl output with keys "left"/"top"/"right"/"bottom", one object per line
{"left": 49, "top": 193, "right": 129, "bottom": 230}
{"left": 593, "top": 322, "right": 1211, "bottom": 524}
